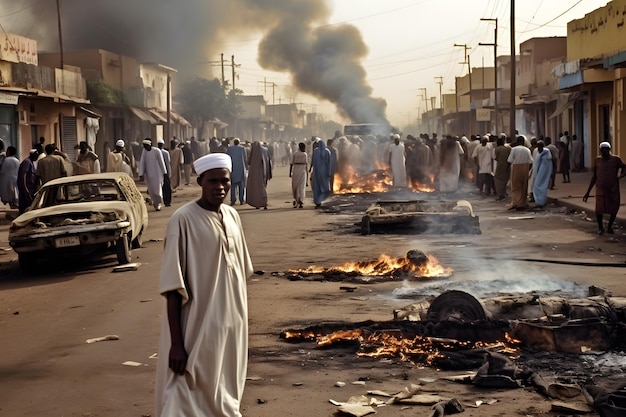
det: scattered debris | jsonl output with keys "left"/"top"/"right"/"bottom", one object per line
{"left": 254, "top": 270, "right": 265, "bottom": 275}
{"left": 112, "top": 263, "right": 140, "bottom": 272}
{"left": 149, "top": 353, "right": 158, "bottom": 359}
{"left": 340, "top": 286, "right": 358, "bottom": 292}
{"left": 550, "top": 400, "right": 594, "bottom": 414}
{"left": 122, "top": 361, "right": 144, "bottom": 367}
{"left": 335, "top": 381, "right": 346, "bottom": 387}
{"left": 246, "top": 376, "right": 262, "bottom": 381}
{"left": 430, "top": 398, "right": 464, "bottom": 417}
{"left": 140, "top": 299, "right": 152, "bottom": 303}
{"left": 86, "top": 335, "right": 119, "bottom": 344}
{"left": 257, "top": 399, "right": 267, "bottom": 404}
{"left": 329, "top": 396, "right": 376, "bottom": 417}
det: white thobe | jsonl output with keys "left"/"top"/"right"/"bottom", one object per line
{"left": 138, "top": 148, "right": 166, "bottom": 206}
{"left": 156, "top": 203, "right": 253, "bottom": 417}
{"left": 389, "top": 143, "right": 407, "bottom": 187}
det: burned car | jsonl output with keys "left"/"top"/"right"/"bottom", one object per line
{"left": 9, "top": 172, "right": 148, "bottom": 270}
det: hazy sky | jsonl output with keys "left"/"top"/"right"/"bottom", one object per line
{"left": 1, "top": 0, "right": 611, "bottom": 130}
{"left": 221, "top": 0, "right": 610, "bottom": 128}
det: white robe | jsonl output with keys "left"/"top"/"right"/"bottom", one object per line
{"left": 156, "top": 203, "right": 253, "bottom": 417}
{"left": 389, "top": 143, "right": 407, "bottom": 187}
{"left": 138, "top": 148, "right": 166, "bottom": 206}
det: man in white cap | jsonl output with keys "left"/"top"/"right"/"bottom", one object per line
{"left": 583, "top": 141, "right": 626, "bottom": 234}
{"left": 157, "top": 138, "right": 172, "bottom": 206}
{"left": 138, "top": 138, "right": 166, "bottom": 211}
{"left": 106, "top": 139, "right": 132, "bottom": 176}
{"left": 155, "top": 153, "right": 253, "bottom": 417}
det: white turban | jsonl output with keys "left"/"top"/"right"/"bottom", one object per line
{"left": 194, "top": 153, "right": 232, "bottom": 176}
{"left": 157, "top": 138, "right": 165, "bottom": 144}
{"left": 115, "top": 139, "right": 125, "bottom": 147}
{"left": 29, "top": 149, "right": 38, "bottom": 155}
{"left": 600, "top": 141, "right": 611, "bottom": 149}
{"left": 142, "top": 139, "right": 152, "bottom": 145}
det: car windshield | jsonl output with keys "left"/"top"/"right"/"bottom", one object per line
{"left": 33, "top": 179, "right": 126, "bottom": 208}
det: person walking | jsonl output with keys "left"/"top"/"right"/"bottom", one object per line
{"left": 0, "top": 146, "right": 19, "bottom": 209}
{"left": 181, "top": 141, "right": 193, "bottom": 185}
{"left": 310, "top": 138, "right": 332, "bottom": 208}
{"left": 155, "top": 153, "right": 253, "bottom": 417}
{"left": 169, "top": 140, "right": 183, "bottom": 191}
{"left": 106, "top": 140, "right": 133, "bottom": 176}
{"left": 75, "top": 141, "right": 101, "bottom": 175}
{"left": 507, "top": 136, "right": 533, "bottom": 210}
{"left": 388, "top": 135, "right": 407, "bottom": 187}
{"left": 492, "top": 136, "right": 511, "bottom": 201}
{"left": 472, "top": 135, "right": 493, "bottom": 195}
{"left": 583, "top": 142, "right": 626, "bottom": 235}
{"left": 138, "top": 138, "right": 166, "bottom": 211}
{"left": 289, "top": 142, "right": 308, "bottom": 208}
{"left": 532, "top": 140, "right": 553, "bottom": 208}
{"left": 246, "top": 141, "right": 269, "bottom": 209}
{"left": 36, "top": 144, "right": 67, "bottom": 185}
{"left": 17, "top": 150, "right": 39, "bottom": 213}
{"left": 226, "top": 138, "right": 248, "bottom": 205}
{"left": 157, "top": 138, "right": 172, "bottom": 207}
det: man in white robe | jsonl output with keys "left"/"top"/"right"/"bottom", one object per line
{"left": 138, "top": 138, "right": 166, "bottom": 211}
{"left": 155, "top": 153, "right": 253, "bottom": 417}
{"left": 388, "top": 135, "right": 407, "bottom": 187}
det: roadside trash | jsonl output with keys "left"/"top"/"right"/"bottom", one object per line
{"left": 86, "top": 335, "right": 119, "bottom": 344}
{"left": 122, "top": 361, "right": 143, "bottom": 367}
{"left": 113, "top": 263, "right": 140, "bottom": 272}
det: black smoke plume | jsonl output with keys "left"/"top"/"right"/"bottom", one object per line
{"left": 1, "top": 0, "right": 388, "bottom": 124}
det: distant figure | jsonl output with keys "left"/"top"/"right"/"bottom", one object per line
{"left": 75, "top": 141, "right": 101, "bottom": 175}
{"left": 438, "top": 136, "right": 465, "bottom": 193}
{"left": 327, "top": 139, "right": 338, "bottom": 193}
{"left": 182, "top": 141, "right": 193, "bottom": 185}
{"left": 0, "top": 146, "right": 19, "bottom": 208}
{"left": 545, "top": 137, "right": 559, "bottom": 190}
{"left": 246, "top": 141, "right": 269, "bottom": 209}
{"left": 107, "top": 140, "right": 132, "bottom": 176}
{"left": 36, "top": 144, "right": 67, "bottom": 185}
{"left": 507, "top": 136, "right": 533, "bottom": 210}
{"left": 157, "top": 139, "right": 172, "bottom": 207}
{"left": 571, "top": 134, "right": 584, "bottom": 172}
{"left": 389, "top": 135, "right": 407, "bottom": 187}
{"left": 17, "top": 150, "right": 39, "bottom": 213}
{"left": 532, "top": 140, "right": 553, "bottom": 208}
{"left": 492, "top": 136, "right": 511, "bottom": 201}
{"left": 226, "top": 138, "right": 248, "bottom": 205}
{"left": 310, "top": 138, "right": 332, "bottom": 208}
{"left": 169, "top": 140, "right": 183, "bottom": 191}
{"left": 472, "top": 135, "right": 493, "bottom": 195}
{"left": 583, "top": 141, "right": 626, "bottom": 235}
{"left": 138, "top": 138, "right": 166, "bottom": 211}
{"left": 289, "top": 142, "right": 308, "bottom": 208}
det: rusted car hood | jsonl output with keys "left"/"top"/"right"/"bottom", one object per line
{"left": 11, "top": 202, "right": 133, "bottom": 228}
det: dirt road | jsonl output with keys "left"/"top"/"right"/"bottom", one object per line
{"left": 0, "top": 165, "right": 624, "bottom": 416}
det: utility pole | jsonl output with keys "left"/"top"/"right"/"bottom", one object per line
{"left": 220, "top": 53, "right": 225, "bottom": 86}
{"left": 231, "top": 55, "right": 240, "bottom": 90}
{"left": 435, "top": 76, "right": 443, "bottom": 109}
{"left": 419, "top": 88, "right": 430, "bottom": 135}
{"left": 454, "top": 43, "right": 473, "bottom": 135}
{"left": 479, "top": 17, "right": 498, "bottom": 135}
{"left": 56, "top": 0, "right": 64, "bottom": 69}
{"left": 510, "top": 0, "right": 516, "bottom": 140}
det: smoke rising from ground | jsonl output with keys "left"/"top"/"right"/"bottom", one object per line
{"left": 2, "top": 0, "right": 388, "bottom": 124}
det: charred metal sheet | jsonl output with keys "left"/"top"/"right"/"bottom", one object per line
{"left": 360, "top": 200, "right": 480, "bottom": 235}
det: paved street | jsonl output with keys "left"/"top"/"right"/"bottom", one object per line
{"left": 0, "top": 166, "right": 625, "bottom": 416}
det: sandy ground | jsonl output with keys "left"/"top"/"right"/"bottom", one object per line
{"left": 1, "top": 165, "right": 625, "bottom": 416}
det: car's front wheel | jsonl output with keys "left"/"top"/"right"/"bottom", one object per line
{"left": 131, "top": 230, "right": 143, "bottom": 249}
{"left": 116, "top": 234, "right": 131, "bottom": 265}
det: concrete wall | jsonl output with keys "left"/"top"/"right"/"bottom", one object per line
{"left": 567, "top": 0, "right": 626, "bottom": 60}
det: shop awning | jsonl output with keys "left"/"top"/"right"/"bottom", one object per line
{"left": 148, "top": 109, "right": 167, "bottom": 123}
{"left": 548, "top": 92, "right": 584, "bottom": 119}
{"left": 77, "top": 105, "right": 102, "bottom": 119}
{"left": 129, "top": 106, "right": 158, "bottom": 124}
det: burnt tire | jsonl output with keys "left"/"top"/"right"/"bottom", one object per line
{"left": 425, "top": 290, "right": 487, "bottom": 322}
{"left": 131, "top": 231, "right": 143, "bottom": 249}
{"left": 116, "top": 234, "right": 131, "bottom": 265}
{"left": 360, "top": 216, "right": 371, "bottom": 235}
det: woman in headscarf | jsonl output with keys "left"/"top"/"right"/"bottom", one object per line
{"left": 532, "top": 140, "right": 553, "bottom": 208}
{"left": 310, "top": 138, "right": 331, "bottom": 208}
{"left": 246, "top": 141, "right": 269, "bottom": 209}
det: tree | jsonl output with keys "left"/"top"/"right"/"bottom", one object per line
{"left": 175, "top": 78, "right": 242, "bottom": 125}
{"left": 86, "top": 81, "right": 126, "bottom": 105}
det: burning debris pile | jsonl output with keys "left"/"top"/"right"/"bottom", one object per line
{"left": 281, "top": 319, "right": 518, "bottom": 370}
{"left": 286, "top": 250, "right": 452, "bottom": 283}
{"left": 333, "top": 169, "right": 434, "bottom": 195}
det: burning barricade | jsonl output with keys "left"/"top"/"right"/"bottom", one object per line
{"left": 285, "top": 250, "right": 452, "bottom": 283}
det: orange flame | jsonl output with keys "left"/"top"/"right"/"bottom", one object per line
{"left": 333, "top": 168, "right": 434, "bottom": 194}
{"left": 291, "top": 254, "right": 452, "bottom": 279}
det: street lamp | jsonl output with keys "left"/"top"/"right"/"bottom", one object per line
{"left": 479, "top": 17, "right": 498, "bottom": 135}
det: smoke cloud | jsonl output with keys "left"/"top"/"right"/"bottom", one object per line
{"left": 1, "top": 0, "right": 388, "bottom": 124}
